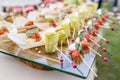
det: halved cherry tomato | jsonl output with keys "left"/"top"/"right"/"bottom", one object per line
{"left": 92, "top": 29, "right": 98, "bottom": 36}
{"left": 93, "top": 22, "right": 100, "bottom": 30}
{"left": 71, "top": 49, "right": 80, "bottom": 58}
{"left": 96, "top": 19, "right": 104, "bottom": 25}
{"left": 80, "top": 41, "right": 89, "bottom": 51}
{"left": 103, "top": 13, "right": 109, "bottom": 19}
{"left": 83, "top": 33, "right": 91, "bottom": 42}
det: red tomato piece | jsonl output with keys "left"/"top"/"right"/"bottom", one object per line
{"left": 71, "top": 49, "right": 80, "bottom": 58}
{"left": 80, "top": 41, "right": 89, "bottom": 50}
{"left": 93, "top": 22, "right": 100, "bottom": 30}
{"left": 83, "top": 33, "right": 91, "bottom": 42}
{"left": 92, "top": 29, "right": 98, "bottom": 36}
{"left": 96, "top": 19, "right": 104, "bottom": 25}
{"left": 103, "top": 13, "right": 109, "bottom": 19}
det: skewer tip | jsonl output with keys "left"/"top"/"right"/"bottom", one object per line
{"left": 72, "top": 63, "right": 77, "bottom": 68}
{"left": 103, "top": 57, "right": 108, "bottom": 62}
{"left": 105, "top": 40, "right": 110, "bottom": 44}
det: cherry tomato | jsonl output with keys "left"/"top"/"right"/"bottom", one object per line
{"left": 60, "top": 57, "right": 64, "bottom": 62}
{"left": 80, "top": 41, "right": 89, "bottom": 50}
{"left": 102, "top": 17, "right": 106, "bottom": 22}
{"left": 96, "top": 19, "right": 104, "bottom": 25}
{"left": 103, "top": 13, "right": 109, "bottom": 19}
{"left": 105, "top": 40, "right": 110, "bottom": 44}
{"left": 110, "top": 27, "right": 115, "bottom": 31}
{"left": 103, "top": 57, "right": 108, "bottom": 62}
{"left": 71, "top": 49, "right": 80, "bottom": 58}
{"left": 83, "top": 33, "right": 91, "bottom": 42}
{"left": 92, "top": 29, "right": 98, "bottom": 36}
{"left": 93, "top": 22, "right": 100, "bottom": 30}
{"left": 72, "top": 63, "right": 77, "bottom": 68}
{"left": 102, "top": 48, "right": 107, "bottom": 52}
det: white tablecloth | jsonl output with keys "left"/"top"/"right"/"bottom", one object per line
{"left": 0, "top": 53, "right": 96, "bottom": 80}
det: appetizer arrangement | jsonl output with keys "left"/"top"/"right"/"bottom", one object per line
{"left": 0, "top": 0, "right": 119, "bottom": 79}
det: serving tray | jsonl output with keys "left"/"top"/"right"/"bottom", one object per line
{"left": 0, "top": 35, "right": 101, "bottom": 79}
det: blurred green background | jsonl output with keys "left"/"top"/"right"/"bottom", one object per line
{"left": 95, "top": 0, "right": 120, "bottom": 80}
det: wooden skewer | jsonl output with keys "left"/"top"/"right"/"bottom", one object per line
{"left": 100, "top": 26, "right": 110, "bottom": 29}
{"left": 61, "top": 41, "right": 63, "bottom": 51}
{"left": 89, "top": 47, "right": 102, "bottom": 57}
{"left": 60, "top": 41, "right": 64, "bottom": 69}
{"left": 105, "top": 18, "right": 113, "bottom": 23}
{"left": 90, "top": 39, "right": 101, "bottom": 47}
{"left": 15, "top": 48, "right": 21, "bottom": 55}
{"left": 55, "top": 47, "right": 72, "bottom": 63}
{"left": 84, "top": 38, "right": 101, "bottom": 47}
{"left": 72, "top": 28, "right": 76, "bottom": 39}
{"left": 66, "top": 34, "right": 70, "bottom": 46}
{"left": 1, "top": 39, "right": 11, "bottom": 43}
{"left": 80, "top": 55, "right": 98, "bottom": 77}
{"left": 95, "top": 33, "right": 106, "bottom": 41}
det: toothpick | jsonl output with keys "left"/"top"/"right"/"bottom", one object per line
{"left": 66, "top": 34, "right": 70, "bottom": 46}
{"left": 95, "top": 33, "right": 106, "bottom": 41}
{"left": 61, "top": 41, "right": 63, "bottom": 51}
{"left": 100, "top": 26, "right": 110, "bottom": 29}
{"left": 89, "top": 47, "right": 102, "bottom": 57}
{"left": 1, "top": 39, "right": 11, "bottom": 43}
{"left": 90, "top": 39, "right": 101, "bottom": 47}
{"left": 55, "top": 47, "right": 72, "bottom": 63}
{"left": 80, "top": 55, "right": 98, "bottom": 77}
{"left": 15, "top": 48, "right": 21, "bottom": 56}
{"left": 105, "top": 18, "right": 112, "bottom": 23}
{"left": 72, "top": 28, "right": 75, "bottom": 39}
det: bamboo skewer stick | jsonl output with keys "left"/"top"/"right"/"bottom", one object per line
{"left": 100, "top": 26, "right": 110, "bottom": 29}
{"left": 61, "top": 41, "right": 63, "bottom": 51}
{"left": 89, "top": 47, "right": 102, "bottom": 57}
{"left": 1, "top": 39, "right": 11, "bottom": 43}
{"left": 95, "top": 33, "right": 106, "bottom": 41}
{"left": 83, "top": 38, "right": 101, "bottom": 47}
{"left": 15, "top": 48, "right": 21, "bottom": 56}
{"left": 90, "top": 39, "right": 101, "bottom": 47}
{"left": 72, "top": 28, "right": 76, "bottom": 39}
{"left": 60, "top": 41, "right": 64, "bottom": 69}
{"left": 80, "top": 55, "right": 98, "bottom": 77}
{"left": 66, "top": 34, "right": 70, "bottom": 46}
